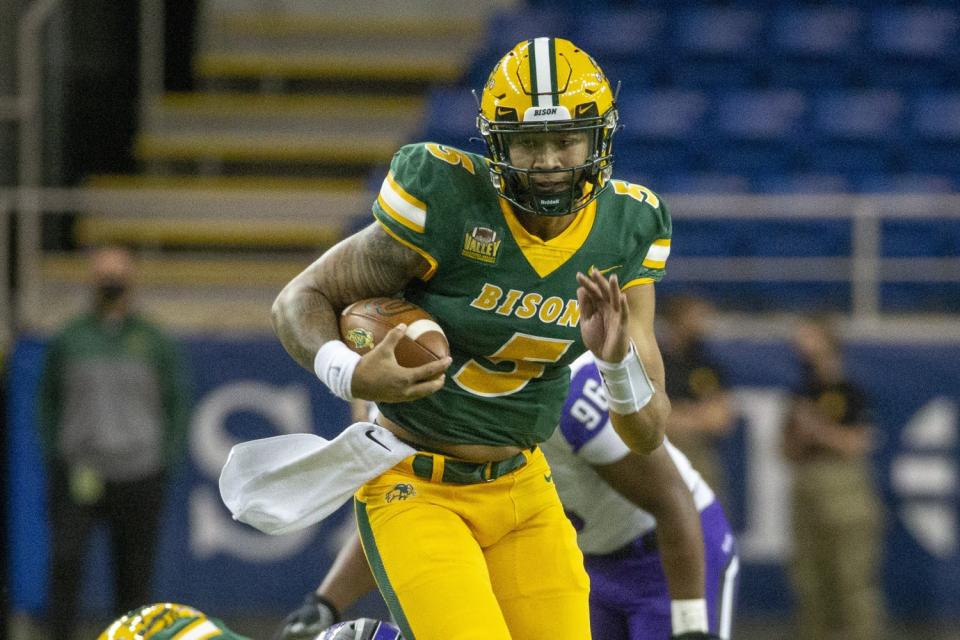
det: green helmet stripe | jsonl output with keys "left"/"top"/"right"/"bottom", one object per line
{"left": 528, "top": 39, "right": 539, "bottom": 107}
{"left": 548, "top": 37, "right": 559, "bottom": 99}
{"left": 530, "top": 37, "right": 556, "bottom": 108}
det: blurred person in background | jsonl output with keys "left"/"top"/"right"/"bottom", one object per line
{"left": 659, "top": 295, "right": 734, "bottom": 502}
{"left": 784, "top": 317, "right": 886, "bottom": 640}
{"left": 37, "top": 245, "right": 191, "bottom": 640}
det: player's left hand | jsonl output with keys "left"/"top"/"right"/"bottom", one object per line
{"left": 576, "top": 268, "right": 630, "bottom": 362}
{"left": 670, "top": 633, "right": 721, "bottom": 639}
{"left": 272, "top": 591, "right": 339, "bottom": 640}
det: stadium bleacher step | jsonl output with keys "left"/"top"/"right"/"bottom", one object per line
{"left": 41, "top": 0, "right": 516, "bottom": 333}
{"left": 76, "top": 174, "right": 374, "bottom": 251}
{"left": 32, "top": 252, "right": 315, "bottom": 332}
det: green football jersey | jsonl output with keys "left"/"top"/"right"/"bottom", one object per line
{"left": 98, "top": 603, "right": 251, "bottom": 640}
{"left": 372, "top": 142, "right": 671, "bottom": 448}
{"left": 150, "top": 616, "right": 249, "bottom": 639}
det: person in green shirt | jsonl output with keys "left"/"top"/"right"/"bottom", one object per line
{"left": 37, "top": 246, "right": 191, "bottom": 640}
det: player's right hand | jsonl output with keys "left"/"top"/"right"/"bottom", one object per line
{"left": 272, "top": 591, "right": 339, "bottom": 640}
{"left": 351, "top": 324, "right": 451, "bottom": 403}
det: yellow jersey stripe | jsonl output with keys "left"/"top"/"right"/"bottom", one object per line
{"left": 378, "top": 173, "right": 426, "bottom": 232}
{"left": 377, "top": 194, "right": 424, "bottom": 234}
{"left": 642, "top": 238, "right": 671, "bottom": 269}
{"left": 622, "top": 277, "right": 655, "bottom": 290}
{"left": 387, "top": 171, "right": 426, "bottom": 210}
{"left": 375, "top": 219, "right": 438, "bottom": 280}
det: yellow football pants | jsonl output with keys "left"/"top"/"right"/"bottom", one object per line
{"left": 354, "top": 447, "right": 592, "bottom": 640}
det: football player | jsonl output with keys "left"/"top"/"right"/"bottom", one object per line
{"left": 544, "top": 352, "right": 738, "bottom": 639}
{"left": 96, "top": 603, "right": 249, "bottom": 639}
{"left": 276, "top": 353, "right": 737, "bottom": 640}
{"left": 97, "top": 602, "right": 401, "bottom": 640}
{"left": 272, "top": 37, "right": 673, "bottom": 638}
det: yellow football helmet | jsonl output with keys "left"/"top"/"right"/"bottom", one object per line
{"left": 97, "top": 603, "right": 211, "bottom": 639}
{"left": 478, "top": 37, "right": 618, "bottom": 216}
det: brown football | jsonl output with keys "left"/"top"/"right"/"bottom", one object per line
{"left": 339, "top": 297, "right": 449, "bottom": 368}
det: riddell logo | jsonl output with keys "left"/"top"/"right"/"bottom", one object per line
{"left": 533, "top": 108, "right": 558, "bottom": 117}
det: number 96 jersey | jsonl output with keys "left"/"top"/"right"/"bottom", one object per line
{"left": 373, "top": 142, "right": 672, "bottom": 449}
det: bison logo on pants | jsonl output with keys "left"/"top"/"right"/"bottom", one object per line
{"left": 385, "top": 483, "right": 417, "bottom": 503}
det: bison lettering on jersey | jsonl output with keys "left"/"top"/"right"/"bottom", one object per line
{"left": 469, "top": 282, "right": 580, "bottom": 327}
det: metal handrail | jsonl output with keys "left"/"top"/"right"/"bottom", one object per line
{"left": 15, "top": 0, "right": 64, "bottom": 338}
{"left": 8, "top": 187, "right": 960, "bottom": 328}
{"left": 0, "top": 192, "right": 11, "bottom": 347}
{"left": 139, "top": 0, "right": 165, "bottom": 127}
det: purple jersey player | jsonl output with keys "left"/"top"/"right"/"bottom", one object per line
{"left": 542, "top": 351, "right": 739, "bottom": 639}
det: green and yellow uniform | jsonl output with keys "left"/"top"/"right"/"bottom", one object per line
{"left": 357, "top": 142, "right": 671, "bottom": 640}
{"left": 97, "top": 603, "right": 251, "bottom": 640}
{"left": 374, "top": 142, "right": 670, "bottom": 448}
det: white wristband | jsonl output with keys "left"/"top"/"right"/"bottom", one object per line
{"left": 594, "top": 342, "right": 655, "bottom": 415}
{"left": 671, "top": 598, "right": 709, "bottom": 634}
{"left": 313, "top": 341, "right": 362, "bottom": 402}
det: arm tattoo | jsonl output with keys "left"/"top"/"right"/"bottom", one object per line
{"left": 272, "top": 222, "right": 428, "bottom": 370}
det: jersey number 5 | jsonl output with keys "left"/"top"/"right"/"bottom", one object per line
{"left": 453, "top": 332, "right": 573, "bottom": 397}
{"left": 426, "top": 143, "right": 475, "bottom": 174}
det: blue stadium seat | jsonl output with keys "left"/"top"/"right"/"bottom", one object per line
{"left": 668, "top": 60, "right": 760, "bottom": 90}
{"left": 752, "top": 173, "right": 851, "bottom": 194}
{"left": 764, "top": 7, "right": 862, "bottom": 88}
{"left": 574, "top": 10, "right": 667, "bottom": 60}
{"left": 746, "top": 220, "right": 852, "bottom": 257}
{"left": 673, "top": 8, "right": 766, "bottom": 58}
{"left": 882, "top": 219, "right": 959, "bottom": 258}
{"left": 668, "top": 8, "right": 767, "bottom": 87}
{"left": 482, "top": 10, "right": 575, "bottom": 58}
{"left": 602, "top": 60, "right": 663, "bottom": 93}
{"left": 883, "top": 283, "right": 960, "bottom": 313}
{"left": 655, "top": 173, "right": 751, "bottom": 194}
{"left": 769, "top": 7, "right": 863, "bottom": 57}
{"left": 812, "top": 90, "right": 904, "bottom": 140}
{"left": 615, "top": 144, "right": 701, "bottom": 180}
{"left": 868, "top": 7, "right": 958, "bottom": 59}
{"left": 807, "top": 90, "right": 904, "bottom": 174}
{"left": 862, "top": 7, "right": 957, "bottom": 88}
{"left": 904, "top": 92, "right": 960, "bottom": 174}
{"left": 911, "top": 92, "right": 960, "bottom": 141}
{"left": 420, "top": 88, "right": 479, "bottom": 147}
{"left": 755, "top": 282, "right": 852, "bottom": 312}
{"left": 616, "top": 90, "right": 710, "bottom": 176}
{"left": 619, "top": 90, "right": 710, "bottom": 140}
{"left": 707, "top": 90, "right": 807, "bottom": 173}
{"left": 856, "top": 173, "right": 956, "bottom": 194}
{"left": 669, "top": 219, "right": 753, "bottom": 257}
{"left": 713, "top": 90, "right": 807, "bottom": 140}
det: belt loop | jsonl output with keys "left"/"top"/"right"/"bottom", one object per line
{"left": 430, "top": 454, "right": 446, "bottom": 483}
{"left": 481, "top": 462, "right": 494, "bottom": 482}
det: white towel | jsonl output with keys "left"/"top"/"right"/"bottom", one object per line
{"left": 219, "top": 422, "right": 416, "bottom": 535}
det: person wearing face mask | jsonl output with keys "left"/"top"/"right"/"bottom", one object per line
{"left": 36, "top": 245, "right": 191, "bottom": 640}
